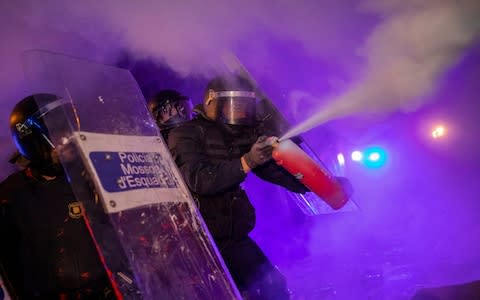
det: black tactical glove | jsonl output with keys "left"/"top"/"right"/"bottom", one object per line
{"left": 243, "top": 135, "right": 274, "bottom": 169}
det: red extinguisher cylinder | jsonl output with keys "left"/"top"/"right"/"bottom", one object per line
{"left": 272, "top": 138, "right": 349, "bottom": 210}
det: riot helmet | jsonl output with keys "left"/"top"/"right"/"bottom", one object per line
{"left": 9, "top": 93, "right": 67, "bottom": 176}
{"left": 147, "top": 89, "right": 193, "bottom": 130}
{"left": 203, "top": 75, "right": 257, "bottom": 127}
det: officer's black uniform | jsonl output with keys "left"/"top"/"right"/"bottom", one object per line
{"left": 168, "top": 109, "right": 308, "bottom": 299}
{"left": 0, "top": 169, "right": 114, "bottom": 299}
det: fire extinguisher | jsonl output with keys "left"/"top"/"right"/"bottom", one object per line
{"left": 271, "top": 138, "right": 351, "bottom": 210}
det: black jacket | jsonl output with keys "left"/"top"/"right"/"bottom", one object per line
{"left": 0, "top": 169, "right": 110, "bottom": 298}
{"left": 168, "top": 115, "right": 308, "bottom": 240}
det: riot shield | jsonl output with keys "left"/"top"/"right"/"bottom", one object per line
{"left": 259, "top": 94, "right": 357, "bottom": 215}
{"left": 223, "top": 53, "right": 358, "bottom": 215}
{"left": 0, "top": 271, "right": 12, "bottom": 300}
{"left": 22, "top": 50, "right": 241, "bottom": 299}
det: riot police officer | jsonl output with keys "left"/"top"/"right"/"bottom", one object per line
{"left": 168, "top": 75, "right": 309, "bottom": 299}
{"left": 0, "top": 94, "right": 114, "bottom": 299}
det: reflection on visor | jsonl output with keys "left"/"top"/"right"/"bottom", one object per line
{"left": 32, "top": 98, "right": 70, "bottom": 119}
{"left": 25, "top": 115, "right": 55, "bottom": 148}
{"left": 214, "top": 91, "right": 256, "bottom": 98}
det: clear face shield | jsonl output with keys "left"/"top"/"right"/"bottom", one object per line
{"left": 13, "top": 98, "right": 73, "bottom": 175}
{"left": 22, "top": 98, "right": 71, "bottom": 150}
{"left": 215, "top": 91, "right": 256, "bottom": 126}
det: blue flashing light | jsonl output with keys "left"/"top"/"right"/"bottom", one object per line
{"left": 363, "top": 146, "right": 387, "bottom": 168}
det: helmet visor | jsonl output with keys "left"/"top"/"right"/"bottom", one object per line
{"left": 14, "top": 98, "right": 70, "bottom": 155}
{"left": 215, "top": 91, "right": 256, "bottom": 126}
{"left": 153, "top": 99, "right": 193, "bottom": 129}
{"left": 25, "top": 98, "right": 70, "bottom": 149}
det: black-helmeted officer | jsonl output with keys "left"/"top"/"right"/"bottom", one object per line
{"left": 168, "top": 75, "right": 309, "bottom": 299}
{"left": 0, "top": 94, "right": 114, "bottom": 299}
{"left": 147, "top": 89, "right": 193, "bottom": 141}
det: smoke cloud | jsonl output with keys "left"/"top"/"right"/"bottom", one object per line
{"left": 1, "top": 1, "right": 478, "bottom": 177}
{"left": 0, "top": 0, "right": 366, "bottom": 180}
{"left": 281, "top": 0, "right": 480, "bottom": 140}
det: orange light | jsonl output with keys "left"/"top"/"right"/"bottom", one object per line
{"left": 431, "top": 125, "right": 445, "bottom": 139}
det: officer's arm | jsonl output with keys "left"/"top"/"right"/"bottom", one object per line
{"left": 168, "top": 125, "right": 247, "bottom": 195}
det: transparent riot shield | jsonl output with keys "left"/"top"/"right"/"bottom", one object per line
{"left": 22, "top": 50, "right": 241, "bottom": 300}
{"left": 0, "top": 272, "right": 12, "bottom": 300}
{"left": 223, "top": 53, "right": 357, "bottom": 215}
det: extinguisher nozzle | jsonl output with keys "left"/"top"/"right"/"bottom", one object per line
{"left": 267, "top": 136, "right": 280, "bottom": 147}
